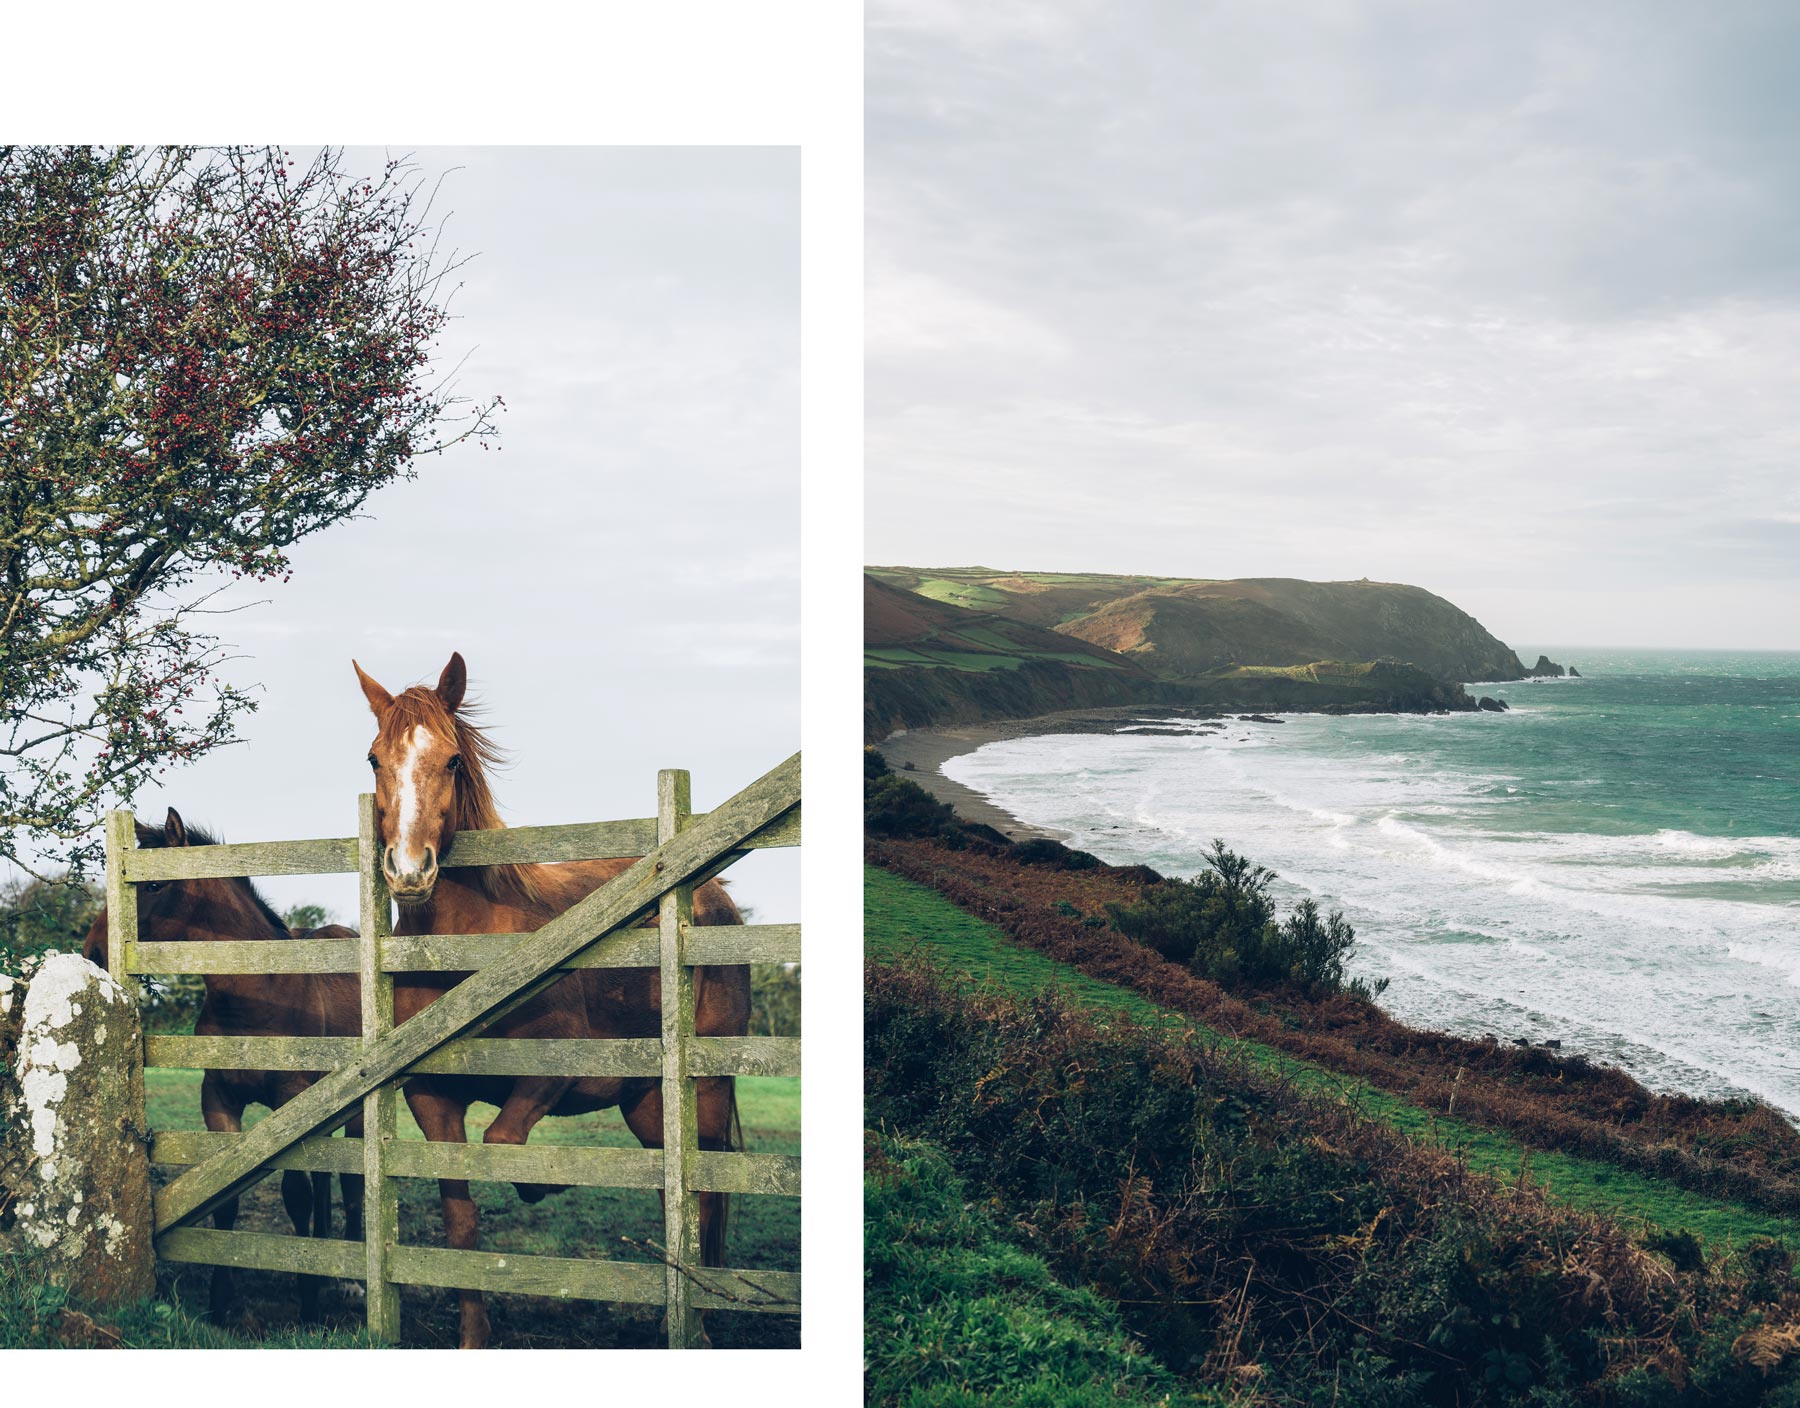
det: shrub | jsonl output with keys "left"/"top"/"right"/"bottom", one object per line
{"left": 1012, "top": 838, "right": 1100, "bottom": 871}
{"left": 750, "top": 962, "right": 802, "bottom": 1037}
{"left": 1270, "top": 897, "right": 1389, "bottom": 1001}
{"left": 1103, "top": 840, "right": 1381, "bottom": 999}
{"left": 0, "top": 875, "right": 100, "bottom": 979}
{"left": 865, "top": 1132, "right": 1209, "bottom": 1407}
{"left": 1104, "top": 838, "right": 1276, "bottom": 978}
{"left": 865, "top": 955, "right": 1800, "bottom": 1406}
{"left": 866, "top": 774, "right": 957, "bottom": 839}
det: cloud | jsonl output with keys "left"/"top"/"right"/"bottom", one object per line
{"left": 868, "top": 1, "right": 1800, "bottom": 647}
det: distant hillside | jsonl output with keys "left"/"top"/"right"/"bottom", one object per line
{"left": 865, "top": 575, "right": 1149, "bottom": 739}
{"left": 868, "top": 567, "right": 1542, "bottom": 683}
{"left": 865, "top": 573, "right": 1477, "bottom": 740}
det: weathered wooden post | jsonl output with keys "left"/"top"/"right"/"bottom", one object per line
{"left": 104, "top": 810, "right": 138, "bottom": 989}
{"left": 658, "top": 768, "right": 703, "bottom": 1348}
{"left": 359, "top": 792, "right": 401, "bottom": 1343}
{"left": 0, "top": 953, "right": 154, "bottom": 1307}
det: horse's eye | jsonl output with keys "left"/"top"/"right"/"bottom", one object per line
{"left": 447, "top": 754, "right": 462, "bottom": 773}
{"left": 143, "top": 882, "right": 163, "bottom": 894}
{"left": 367, "top": 754, "right": 379, "bottom": 771}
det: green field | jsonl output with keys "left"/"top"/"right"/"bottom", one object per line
{"left": 134, "top": 1069, "right": 800, "bottom": 1349}
{"left": 865, "top": 645, "right": 1127, "bottom": 673}
{"left": 867, "top": 864, "right": 1800, "bottom": 1251}
{"left": 867, "top": 1132, "right": 1223, "bottom": 1407}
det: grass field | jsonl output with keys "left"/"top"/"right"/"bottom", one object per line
{"left": 867, "top": 863, "right": 1800, "bottom": 1252}
{"left": 140, "top": 1069, "right": 800, "bottom": 1349}
{"left": 866, "top": 1132, "right": 1223, "bottom": 1407}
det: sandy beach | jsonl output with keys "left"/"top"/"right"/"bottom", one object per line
{"left": 874, "top": 706, "right": 1229, "bottom": 843}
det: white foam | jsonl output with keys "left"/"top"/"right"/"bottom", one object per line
{"left": 946, "top": 719, "right": 1800, "bottom": 1115}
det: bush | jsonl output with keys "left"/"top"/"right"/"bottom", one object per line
{"left": 1270, "top": 897, "right": 1389, "bottom": 1002}
{"left": 865, "top": 773, "right": 958, "bottom": 839}
{"left": 865, "top": 1132, "right": 1210, "bottom": 1407}
{"left": 1103, "top": 838, "right": 1276, "bottom": 977}
{"left": 1012, "top": 838, "right": 1100, "bottom": 871}
{"left": 0, "top": 874, "right": 101, "bottom": 979}
{"left": 865, "top": 956, "right": 1800, "bottom": 1406}
{"left": 1103, "top": 840, "right": 1384, "bottom": 1000}
{"left": 749, "top": 962, "right": 801, "bottom": 1037}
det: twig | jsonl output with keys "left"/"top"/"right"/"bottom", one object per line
{"left": 618, "top": 1236, "right": 799, "bottom": 1308}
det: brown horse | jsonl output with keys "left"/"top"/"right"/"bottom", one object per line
{"left": 353, "top": 651, "right": 750, "bottom": 1349}
{"left": 84, "top": 809, "right": 365, "bottom": 1326}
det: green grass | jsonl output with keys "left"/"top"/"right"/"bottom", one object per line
{"left": 867, "top": 1133, "right": 1223, "bottom": 1407}
{"left": 867, "top": 864, "right": 1800, "bottom": 1252}
{"left": 865, "top": 646, "right": 1127, "bottom": 674}
{"left": 914, "top": 578, "right": 1011, "bottom": 610}
{"left": 128, "top": 1070, "right": 799, "bottom": 1348}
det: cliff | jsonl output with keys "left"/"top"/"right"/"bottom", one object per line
{"left": 868, "top": 568, "right": 1548, "bottom": 683}
{"left": 865, "top": 574, "right": 1476, "bottom": 740}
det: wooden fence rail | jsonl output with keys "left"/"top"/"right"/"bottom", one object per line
{"left": 104, "top": 752, "right": 801, "bottom": 1347}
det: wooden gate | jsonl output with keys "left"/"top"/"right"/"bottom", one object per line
{"left": 103, "top": 752, "right": 801, "bottom": 1347}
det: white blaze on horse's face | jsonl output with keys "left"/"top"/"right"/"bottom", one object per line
{"left": 355, "top": 653, "right": 471, "bottom": 909}
{"left": 374, "top": 716, "right": 462, "bottom": 906}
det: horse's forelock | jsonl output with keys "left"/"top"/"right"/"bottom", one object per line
{"left": 383, "top": 687, "right": 553, "bottom": 910}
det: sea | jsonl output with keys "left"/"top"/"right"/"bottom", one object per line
{"left": 940, "top": 649, "right": 1800, "bottom": 1116}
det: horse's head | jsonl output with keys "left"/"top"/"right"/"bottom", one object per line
{"left": 354, "top": 651, "right": 471, "bottom": 908}
{"left": 84, "top": 808, "right": 285, "bottom": 966}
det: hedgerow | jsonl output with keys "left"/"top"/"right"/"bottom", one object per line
{"left": 868, "top": 836, "right": 1800, "bottom": 1215}
{"left": 866, "top": 955, "right": 1800, "bottom": 1405}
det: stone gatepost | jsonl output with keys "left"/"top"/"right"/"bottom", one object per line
{"left": 0, "top": 952, "right": 155, "bottom": 1306}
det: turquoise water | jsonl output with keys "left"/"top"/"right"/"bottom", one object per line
{"left": 942, "top": 650, "right": 1800, "bottom": 1114}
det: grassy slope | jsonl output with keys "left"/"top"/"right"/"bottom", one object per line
{"left": 867, "top": 1132, "right": 1223, "bottom": 1407}
{"left": 130, "top": 1070, "right": 799, "bottom": 1349}
{"left": 867, "top": 864, "right": 1800, "bottom": 1252}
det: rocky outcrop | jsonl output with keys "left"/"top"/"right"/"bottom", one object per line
{"left": 0, "top": 954, "right": 154, "bottom": 1308}
{"left": 866, "top": 655, "right": 1477, "bottom": 741}
{"left": 1523, "top": 655, "right": 1567, "bottom": 678}
{"left": 1568, "top": 666, "right": 1581, "bottom": 678}
{"left": 1477, "top": 696, "right": 1509, "bottom": 712}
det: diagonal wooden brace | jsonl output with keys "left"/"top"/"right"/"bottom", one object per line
{"left": 152, "top": 751, "right": 801, "bottom": 1234}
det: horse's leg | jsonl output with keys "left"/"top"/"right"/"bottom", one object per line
{"left": 405, "top": 1084, "right": 488, "bottom": 1349}
{"left": 622, "top": 1078, "right": 737, "bottom": 1349}
{"left": 201, "top": 1076, "right": 246, "bottom": 1326}
{"left": 279, "top": 1168, "right": 324, "bottom": 1322}
{"left": 340, "top": 1108, "right": 367, "bottom": 1244}
{"left": 482, "top": 1076, "right": 574, "bottom": 1203}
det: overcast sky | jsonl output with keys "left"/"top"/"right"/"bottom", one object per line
{"left": 866, "top": 2, "right": 1800, "bottom": 651}
{"left": 45, "top": 147, "right": 798, "bottom": 921}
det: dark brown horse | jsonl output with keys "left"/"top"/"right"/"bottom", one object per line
{"left": 84, "top": 809, "right": 365, "bottom": 1325}
{"left": 352, "top": 651, "right": 751, "bottom": 1349}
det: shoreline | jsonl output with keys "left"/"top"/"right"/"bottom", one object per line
{"left": 876, "top": 706, "right": 1234, "bottom": 843}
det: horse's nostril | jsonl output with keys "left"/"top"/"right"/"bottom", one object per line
{"left": 423, "top": 845, "right": 438, "bottom": 874}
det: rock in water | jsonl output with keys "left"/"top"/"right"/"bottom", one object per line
{"left": 1525, "top": 654, "right": 1567, "bottom": 678}
{"left": 0, "top": 954, "right": 154, "bottom": 1307}
{"left": 1477, "top": 696, "right": 1509, "bottom": 712}
{"left": 1568, "top": 666, "right": 1581, "bottom": 677}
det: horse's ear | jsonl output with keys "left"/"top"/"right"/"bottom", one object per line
{"left": 436, "top": 652, "right": 467, "bottom": 713}
{"left": 353, "top": 659, "right": 394, "bottom": 715}
{"left": 133, "top": 819, "right": 159, "bottom": 847}
{"left": 164, "top": 808, "right": 189, "bottom": 848}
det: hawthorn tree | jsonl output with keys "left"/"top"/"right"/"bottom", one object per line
{"left": 0, "top": 146, "right": 500, "bottom": 874}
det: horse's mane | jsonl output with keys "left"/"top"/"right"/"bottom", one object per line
{"left": 137, "top": 822, "right": 293, "bottom": 940}
{"left": 384, "top": 686, "right": 556, "bottom": 911}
